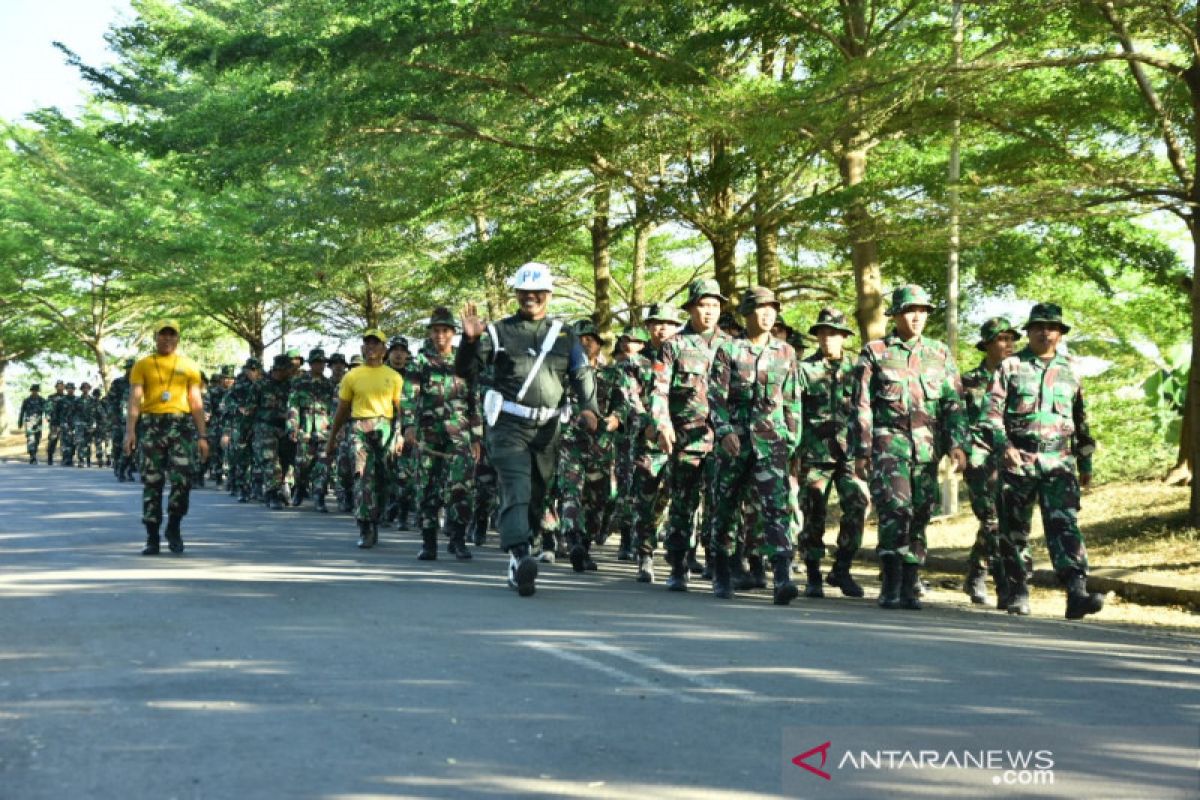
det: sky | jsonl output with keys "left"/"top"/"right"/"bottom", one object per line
{"left": 0, "top": 0, "right": 133, "bottom": 121}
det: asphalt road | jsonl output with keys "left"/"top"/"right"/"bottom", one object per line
{"left": 0, "top": 462, "right": 1197, "bottom": 799}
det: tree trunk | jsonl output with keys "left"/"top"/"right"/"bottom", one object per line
{"left": 708, "top": 232, "right": 739, "bottom": 302}
{"left": 1188, "top": 217, "right": 1200, "bottom": 522}
{"left": 590, "top": 179, "right": 613, "bottom": 336}
{"left": 0, "top": 360, "right": 7, "bottom": 432}
{"left": 708, "top": 135, "right": 739, "bottom": 300}
{"left": 631, "top": 205, "right": 652, "bottom": 324}
{"left": 754, "top": 163, "right": 781, "bottom": 291}
{"left": 839, "top": 145, "right": 885, "bottom": 340}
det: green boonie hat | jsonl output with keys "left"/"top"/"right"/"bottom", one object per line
{"left": 362, "top": 328, "right": 387, "bottom": 343}
{"left": 1024, "top": 302, "right": 1071, "bottom": 334}
{"left": 427, "top": 307, "right": 460, "bottom": 332}
{"left": 65, "top": 382, "right": 76, "bottom": 389}
{"left": 307, "top": 348, "right": 327, "bottom": 362}
{"left": 737, "top": 286, "right": 780, "bottom": 316}
{"left": 30, "top": 384, "right": 40, "bottom": 391}
{"left": 886, "top": 284, "right": 936, "bottom": 316}
{"left": 573, "top": 319, "right": 607, "bottom": 345}
{"left": 272, "top": 354, "right": 292, "bottom": 370}
{"left": 244, "top": 357, "right": 262, "bottom": 370}
{"left": 976, "top": 317, "right": 1021, "bottom": 351}
{"left": 219, "top": 365, "right": 236, "bottom": 377}
{"left": 80, "top": 381, "right": 91, "bottom": 389}
{"left": 123, "top": 358, "right": 136, "bottom": 369}
{"left": 388, "top": 335, "right": 409, "bottom": 351}
{"left": 328, "top": 352, "right": 347, "bottom": 365}
{"left": 55, "top": 380, "right": 64, "bottom": 386}
{"left": 644, "top": 303, "right": 683, "bottom": 325}
{"left": 809, "top": 306, "right": 855, "bottom": 337}
{"left": 622, "top": 326, "right": 650, "bottom": 344}
{"left": 349, "top": 354, "right": 364, "bottom": 366}
{"left": 681, "top": 278, "right": 729, "bottom": 309}
{"left": 286, "top": 348, "right": 303, "bottom": 360}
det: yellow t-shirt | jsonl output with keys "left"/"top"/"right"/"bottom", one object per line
{"left": 339, "top": 364, "right": 404, "bottom": 419}
{"left": 130, "top": 353, "right": 203, "bottom": 415}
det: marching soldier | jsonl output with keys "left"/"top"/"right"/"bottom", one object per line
{"left": 108, "top": 360, "right": 135, "bottom": 481}
{"left": 250, "top": 355, "right": 295, "bottom": 510}
{"left": 850, "top": 285, "right": 967, "bottom": 610}
{"left": 386, "top": 336, "right": 418, "bottom": 528}
{"left": 45, "top": 381, "right": 66, "bottom": 465}
{"left": 708, "top": 287, "right": 803, "bottom": 604}
{"left": 609, "top": 326, "right": 649, "bottom": 560}
{"left": 221, "top": 358, "right": 262, "bottom": 503}
{"left": 205, "top": 365, "right": 236, "bottom": 487}
{"left": 961, "top": 318, "right": 1019, "bottom": 607}
{"left": 17, "top": 384, "right": 47, "bottom": 464}
{"left": 985, "top": 303, "right": 1104, "bottom": 620}
{"left": 59, "top": 382, "right": 80, "bottom": 466}
{"left": 287, "top": 349, "right": 334, "bottom": 509}
{"left": 797, "top": 307, "right": 869, "bottom": 599}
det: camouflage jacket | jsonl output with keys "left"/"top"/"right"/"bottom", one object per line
{"left": 72, "top": 395, "right": 102, "bottom": 428}
{"left": 205, "top": 385, "right": 227, "bottom": 431}
{"left": 219, "top": 375, "right": 257, "bottom": 436}
{"left": 961, "top": 359, "right": 1000, "bottom": 457}
{"left": 849, "top": 332, "right": 966, "bottom": 464}
{"left": 984, "top": 348, "right": 1095, "bottom": 476}
{"left": 286, "top": 373, "right": 335, "bottom": 439}
{"left": 106, "top": 377, "right": 130, "bottom": 429}
{"left": 18, "top": 396, "right": 46, "bottom": 428}
{"left": 650, "top": 324, "right": 732, "bottom": 454}
{"left": 250, "top": 376, "right": 292, "bottom": 429}
{"left": 797, "top": 352, "right": 855, "bottom": 465}
{"left": 48, "top": 393, "right": 70, "bottom": 427}
{"left": 709, "top": 337, "right": 801, "bottom": 454}
{"left": 562, "top": 358, "right": 632, "bottom": 459}
{"left": 404, "top": 346, "right": 480, "bottom": 443}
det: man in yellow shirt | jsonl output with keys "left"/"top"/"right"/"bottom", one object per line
{"left": 325, "top": 329, "right": 404, "bottom": 549}
{"left": 124, "top": 320, "right": 209, "bottom": 555}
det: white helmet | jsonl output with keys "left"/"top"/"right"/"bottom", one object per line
{"left": 508, "top": 261, "right": 554, "bottom": 292}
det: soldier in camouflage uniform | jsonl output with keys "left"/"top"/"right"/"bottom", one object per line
{"left": 960, "top": 317, "right": 1019, "bottom": 607}
{"left": 467, "top": 363, "right": 500, "bottom": 545}
{"left": 58, "top": 382, "right": 79, "bottom": 466}
{"left": 385, "top": 337, "right": 418, "bottom": 527}
{"left": 18, "top": 384, "right": 47, "bottom": 464}
{"left": 91, "top": 388, "right": 109, "bottom": 467}
{"left": 627, "top": 304, "right": 680, "bottom": 582}
{"left": 287, "top": 349, "right": 334, "bottom": 510}
{"left": 850, "top": 285, "right": 967, "bottom": 610}
{"left": 204, "top": 365, "right": 235, "bottom": 487}
{"left": 402, "top": 309, "right": 481, "bottom": 561}
{"left": 250, "top": 354, "right": 295, "bottom": 510}
{"left": 220, "top": 358, "right": 261, "bottom": 502}
{"left": 984, "top": 303, "right": 1104, "bottom": 620}
{"left": 71, "top": 382, "right": 100, "bottom": 467}
{"left": 651, "top": 278, "right": 733, "bottom": 592}
{"left": 334, "top": 354, "right": 366, "bottom": 511}
{"left": 708, "top": 287, "right": 803, "bottom": 604}
{"left": 312, "top": 352, "right": 348, "bottom": 512}
{"left": 108, "top": 360, "right": 135, "bottom": 480}
{"left": 609, "top": 326, "right": 649, "bottom": 560}
{"left": 797, "top": 307, "right": 869, "bottom": 599}
{"left": 326, "top": 329, "right": 405, "bottom": 549}
{"left": 45, "top": 381, "right": 66, "bottom": 465}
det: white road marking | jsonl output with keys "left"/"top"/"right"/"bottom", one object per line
{"left": 575, "top": 639, "right": 767, "bottom": 703}
{"left": 524, "top": 640, "right": 700, "bottom": 703}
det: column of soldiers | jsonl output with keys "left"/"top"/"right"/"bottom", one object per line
{"left": 10, "top": 273, "right": 1105, "bottom": 621}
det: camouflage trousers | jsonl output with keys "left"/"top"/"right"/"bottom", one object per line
{"left": 351, "top": 417, "right": 393, "bottom": 523}
{"left": 710, "top": 440, "right": 794, "bottom": 559}
{"left": 295, "top": 432, "right": 328, "bottom": 497}
{"left": 800, "top": 462, "right": 869, "bottom": 563}
{"left": 630, "top": 447, "right": 671, "bottom": 557}
{"left": 415, "top": 433, "right": 474, "bottom": 538}
{"left": 558, "top": 439, "right": 614, "bottom": 548}
{"left": 111, "top": 424, "right": 130, "bottom": 475}
{"left": 965, "top": 453, "right": 1003, "bottom": 573}
{"left": 60, "top": 425, "right": 77, "bottom": 464}
{"left": 999, "top": 467, "right": 1089, "bottom": 580}
{"left": 253, "top": 423, "right": 289, "bottom": 494}
{"left": 663, "top": 450, "right": 711, "bottom": 555}
{"left": 471, "top": 447, "right": 499, "bottom": 534}
{"left": 387, "top": 447, "right": 419, "bottom": 516}
{"left": 47, "top": 423, "right": 62, "bottom": 461}
{"left": 870, "top": 456, "right": 940, "bottom": 565}
{"left": 94, "top": 429, "right": 108, "bottom": 465}
{"left": 606, "top": 435, "right": 637, "bottom": 536}
{"left": 227, "top": 424, "right": 254, "bottom": 494}
{"left": 71, "top": 423, "right": 94, "bottom": 465}
{"left": 138, "top": 414, "right": 197, "bottom": 525}
{"left": 206, "top": 432, "right": 225, "bottom": 481}
{"left": 24, "top": 420, "right": 43, "bottom": 457}
{"left": 335, "top": 428, "right": 355, "bottom": 503}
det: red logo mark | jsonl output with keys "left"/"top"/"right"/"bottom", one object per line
{"left": 792, "top": 741, "right": 832, "bottom": 781}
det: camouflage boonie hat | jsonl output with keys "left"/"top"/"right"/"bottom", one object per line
{"left": 622, "top": 326, "right": 650, "bottom": 344}
{"left": 243, "top": 357, "right": 263, "bottom": 370}
{"left": 327, "top": 352, "right": 347, "bottom": 366}
{"left": 737, "top": 286, "right": 780, "bottom": 316}
{"left": 219, "top": 364, "right": 236, "bottom": 377}
{"left": 808, "top": 307, "right": 855, "bottom": 337}
{"left": 426, "top": 307, "right": 460, "bottom": 332}
{"left": 1024, "top": 302, "right": 1071, "bottom": 334}
{"left": 976, "top": 317, "right": 1021, "bottom": 351}
{"left": 680, "top": 278, "right": 729, "bottom": 309}
{"left": 80, "top": 381, "right": 92, "bottom": 390}
{"left": 30, "top": 384, "right": 41, "bottom": 392}
{"left": 387, "top": 335, "right": 409, "bottom": 352}
{"left": 349, "top": 354, "right": 365, "bottom": 366}
{"left": 644, "top": 303, "right": 684, "bottom": 325}
{"left": 573, "top": 319, "right": 607, "bottom": 345}
{"left": 886, "top": 284, "right": 936, "bottom": 316}
{"left": 92, "top": 388, "right": 101, "bottom": 397}
{"left": 271, "top": 354, "right": 293, "bottom": 370}
{"left": 307, "top": 347, "right": 327, "bottom": 362}
{"left": 65, "top": 382, "right": 76, "bottom": 389}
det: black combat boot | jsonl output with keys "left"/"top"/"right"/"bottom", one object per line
{"left": 569, "top": 540, "right": 588, "bottom": 573}
{"left": 899, "top": 561, "right": 922, "bottom": 610}
{"left": 616, "top": 530, "right": 633, "bottom": 561}
{"left": 357, "top": 520, "right": 374, "bottom": 549}
{"left": 507, "top": 542, "right": 538, "bottom": 596}
{"left": 469, "top": 512, "right": 489, "bottom": 546}
{"left": 772, "top": 556, "right": 799, "bottom": 606}
{"left": 1064, "top": 572, "right": 1105, "bottom": 620}
{"left": 141, "top": 521, "right": 161, "bottom": 556}
{"left": 964, "top": 563, "right": 990, "bottom": 605}
{"left": 314, "top": 493, "right": 328, "bottom": 513}
{"left": 878, "top": 554, "right": 902, "bottom": 609}
{"left": 712, "top": 549, "right": 734, "bottom": 599}
{"left": 1006, "top": 574, "right": 1031, "bottom": 615}
{"left": 291, "top": 486, "right": 305, "bottom": 507}
{"left": 995, "top": 569, "right": 1011, "bottom": 611}
{"left": 748, "top": 553, "right": 768, "bottom": 590}
{"left": 665, "top": 551, "right": 689, "bottom": 592}
{"left": 164, "top": 515, "right": 185, "bottom": 554}
{"left": 826, "top": 552, "right": 865, "bottom": 598}
{"left": 636, "top": 553, "right": 655, "bottom": 583}
{"left": 732, "top": 548, "right": 755, "bottom": 590}
{"left": 583, "top": 541, "right": 598, "bottom": 571}
{"left": 417, "top": 528, "right": 437, "bottom": 560}
{"left": 447, "top": 526, "right": 472, "bottom": 561}
{"left": 267, "top": 491, "right": 284, "bottom": 511}
{"left": 686, "top": 547, "right": 704, "bottom": 576}
{"left": 804, "top": 560, "right": 825, "bottom": 598}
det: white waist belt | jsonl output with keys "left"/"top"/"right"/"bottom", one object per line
{"left": 501, "top": 400, "right": 559, "bottom": 423}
